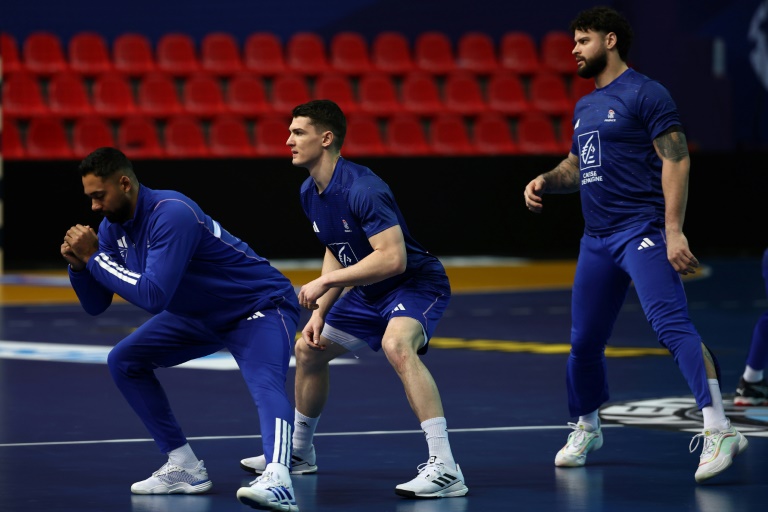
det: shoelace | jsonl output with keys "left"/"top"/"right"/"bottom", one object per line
{"left": 689, "top": 432, "right": 716, "bottom": 457}
{"left": 415, "top": 460, "right": 445, "bottom": 477}
{"left": 152, "top": 462, "right": 182, "bottom": 477}
{"left": 565, "top": 422, "right": 588, "bottom": 446}
{"left": 249, "top": 471, "right": 280, "bottom": 489}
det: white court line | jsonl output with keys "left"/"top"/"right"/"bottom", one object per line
{"left": 0, "top": 425, "right": 624, "bottom": 448}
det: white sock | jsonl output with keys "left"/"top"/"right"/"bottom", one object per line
{"left": 293, "top": 410, "right": 319, "bottom": 455}
{"left": 578, "top": 410, "right": 599, "bottom": 431}
{"left": 167, "top": 443, "right": 199, "bottom": 469}
{"left": 421, "top": 417, "right": 456, "bottom": 469}
{"left": 701, "top": 379, "right": 729, "bottom": 431}
{"left": 743, "top": 365, "right": 764, "bottom": 383}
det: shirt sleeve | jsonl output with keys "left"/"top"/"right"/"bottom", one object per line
{"left": 84, "top": 200, "right": 202, "bottom": 314}
{"left": 636, "top": 80, "right": 682, "bottom": 141}
{"left": 348, "top": 176, "right": 399, "bottom": 238}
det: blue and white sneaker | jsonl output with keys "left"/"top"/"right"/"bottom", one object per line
{"left": 240, "top": 446, "right": 317, "bottom": 475}
{"left": 130, "top": 460, "right": 212, "bottom": 494}
{"left": 236, "top": 463, "right": 299, "bottom": 511}
{"left": 395, "top": 456, "right": 468, "bottom": 498}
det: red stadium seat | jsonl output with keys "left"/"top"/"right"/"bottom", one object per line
{"left": 516, "top": 112, "right": 563, "bottom": 155}
{"left": 487, "top": 72, "right": 533, "bottom": 117}
{"left": 113, "top": 33, "right": 156, "bottom": 76}
{"left": 1, "top": 33, "right": 25, "bottom": 74}
{"left": 429, "top": 114, "right": 475, "bottom": 155}
{"left": 343, "top": 115, "right": 387, "bottom": 157}
{"left": 92, "top": 72, "right": 138, "bottom": 118}
{"left": 541, "top": 30, "right": 576, "bottom": 75}
{"left": 570, "top": 76, "right": 595, "bottom": 102}
{"left": 443, "top": 71, "right": 488, "bottom": 115}
{"left": 201, "top": 32, "right": 243, "bottom": 76}
{"left": 329, "top": 32, "right": 373, "bottom": 75}
{"left": 2, "top": 71, "right": 49, "bottom": 118}
{"left": 47, "top": 72, "right": 94, "bottom": 118}
{"left": 313, "top": 73, "right": 360, "bottom": 114}
{"left": 72, "top": 116, "right": 115, "bottom": 157}
{"left": 137, "top": 72, "right": 184, "bottom": 117}
{"left": 226, "top": 73, "right": 273, "bottom": 117}
{"left": 156, "top": 33, "right": 200, "bottom": 76}
{"left": 23, "top": 31, "right": 68, "bottom": 75}
{"left": 117, "top": 115, "right": 164, "bottom": 158}
{"left": 414, "top": 31, "right": 455, "bottom": 75}
{"left": 401, "top": 72, "right": 444, "bottom": 116}
{"left": 530, "top": 72, "right": 573, "bottom": 116}
{"left": 371, "top": 31, "right": 414, "bottom": 75}
{"left": 25, "top": 117, "right": 73, "bottom": 159}
{"left": 559, "top": 115, "right": 575, "bottom": 152}
{"left": 68, "top": 32, "right": 112, "bottom": 76}
{"left": 1, "top": 120, "right": 26, "bottom": 159}
{"left": 499, "top": 32, "right": 541, "bottom": 76}
{"left": 164, "top": 115, "right": 210, "bottom": 158}
{"left": 182, "top": 74, "right": 227, "bottom": 117}
{"left": 385, "top": 114, "right": 432, "bottom": 156}
{"left": 270, "top": 74, "right": 311, "bottom": 115}
{"left": 357, "top": 73, "right": 404, "bottom": 117}
{"left": 456, "top": 32, "right": 499, "bottom": 75}
{"left": 209, "top": 115, "right": 255, "bottom": 157}
{"left": 243, "top": 32, "right": 287, "bottom": 76}
{"left": 285, "top": 32, "right": 330, "bottom": 76}
{"left": 254, "top": 114, "right": 291, "bottom": 157}
{"left": 473, "top": 112, "right": 519, "bottom": 155}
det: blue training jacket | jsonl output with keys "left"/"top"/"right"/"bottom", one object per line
{"left": 69, "top": 185, "right": 296, "bottom": 327}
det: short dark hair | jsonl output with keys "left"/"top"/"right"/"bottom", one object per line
{"left": 570, "top": 6, "right": 633, "bottom": 62}
{"left": 79, "top": 147, "right": 137, "bottom": 182}
{"left": 292, "top": 99, "right": 347, "bottom": 150}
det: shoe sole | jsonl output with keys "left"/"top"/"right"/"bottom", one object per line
{"left": 237, "top": 493, "right": 298, "bottom": 512}
{"left": 240, "top": 462, "right": 318, "bottom": 476}
{"left": 733, "top": 397, "right": 768, "bottom": 406}
{"left": 395, "top": 484, "right": 469, "bottom": 499}
{"left": 131, "top": 480, "right": 213, "bottom": 495}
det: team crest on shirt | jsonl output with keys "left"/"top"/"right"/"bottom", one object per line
{"left": 578, "top": 131, "right": 601, "bottom": 173}
{"left": 342, "top": 218, "right": 352, "bottom": 232}
{"left": 604, "top": 109, "right": 617, "bottom": 122}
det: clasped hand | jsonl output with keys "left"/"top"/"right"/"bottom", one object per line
{"left": 61, "top": 224, "right": 99, "bottom": 271}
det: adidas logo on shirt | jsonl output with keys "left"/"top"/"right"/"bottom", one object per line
{"left": 637, "top": 237, "right": 655, "bottom": 250}
{"left": 247, "top": 311, "right": 265, "bottom": 320}
{"left": 313, "top": 221, "right": 320, "bottom": 233}
{"left": 392, "top": 303, "right": 406, "bottom": 312}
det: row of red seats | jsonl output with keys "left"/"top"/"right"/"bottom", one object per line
{"left": 1, "top": 30, "right": 575, "bottom": 78}
{"left": 3, "top": 70, "right": 591, "bottom": 120}
{"left": 2, "top": 112, "right": 572, "bottom": 160}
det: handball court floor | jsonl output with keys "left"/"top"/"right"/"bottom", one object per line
{"left": 0, "top": 257, "right": 767, "bottom": 512}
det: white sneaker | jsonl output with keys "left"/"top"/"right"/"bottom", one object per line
{"left": 554, "top": 421, "right": 603, "bottom": 467}
{"left": 236, "top": 463, "right": 299, "bottom": 511}
{"left": 395, "top": 456, "right": 469, "bottom": 498}
{"left": 240, "top": 446, "right": 317, "bottom": 475}
{"left": 690, "top": 421, "right": 748, "bottom": 483}
{"left": 130, "top": 460, "right": 212, "bottom": 495}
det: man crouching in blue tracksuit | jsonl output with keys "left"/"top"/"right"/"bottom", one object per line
{"left": 61, "top": 147, "right": 300, "bottom": 512}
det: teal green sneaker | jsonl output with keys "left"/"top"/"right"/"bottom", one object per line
{"left": 690, "top": 422, "right": 748, "bottom": 483}
{"left": 554, "top": 421, "right": 603, "bottom": 467}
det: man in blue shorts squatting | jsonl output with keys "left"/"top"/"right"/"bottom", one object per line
{"left": 523, "top": 6, "right": 747, "bottom": 482}
{"left": 62, "top": 147, "right": 301, "bottom": 511}
{"left": 240, "top": 99, "right": 469, "bottom": 499}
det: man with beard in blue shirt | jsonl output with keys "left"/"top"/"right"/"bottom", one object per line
{"left": 523, "top": 6, "right": 746, "bottom": 483}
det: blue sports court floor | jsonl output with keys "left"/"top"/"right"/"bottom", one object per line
{"left": 0, "top": 257, "right": 766, "bottom": 512}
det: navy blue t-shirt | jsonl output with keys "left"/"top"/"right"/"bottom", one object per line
{"left": 570, "top": 68, "right": 682, "bottom": 235}
{"left": 300, "top": 157, "right": 446, "bottom": 299}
